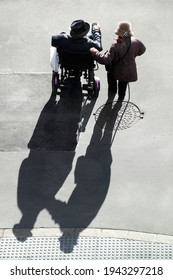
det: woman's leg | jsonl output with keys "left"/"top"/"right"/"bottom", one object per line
{"left": 118, "top": 81, "right": 128, "bottom": 100}
{"left": 107, "top": 71, "right": 117, "bottom": 93}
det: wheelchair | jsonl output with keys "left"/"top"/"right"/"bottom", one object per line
{"left": 52, "top": 49, "right": 100, "bottom": 99}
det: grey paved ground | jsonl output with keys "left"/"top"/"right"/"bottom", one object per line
{"left": 1, "top": 0, "right": 173, "bottom": 244}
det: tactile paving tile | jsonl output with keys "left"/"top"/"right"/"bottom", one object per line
{"left": 0, "top": 236, "right": 173, "bottom": 260}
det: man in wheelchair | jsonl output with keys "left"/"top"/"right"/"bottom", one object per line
{"left": 50, "top": 19, "right": 102, "bottom": 98}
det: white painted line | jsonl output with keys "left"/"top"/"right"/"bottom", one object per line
{"left": 2, "top": 228, "right": 173, "bottom": 245}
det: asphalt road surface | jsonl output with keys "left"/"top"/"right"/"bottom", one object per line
{"left": 0, "top": 1, "right": 173, "bottom": 241}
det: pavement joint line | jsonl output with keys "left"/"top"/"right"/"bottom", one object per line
{"left": 1, "top": 228, "right": 173, "bottom": 245}
{"left": 0, "top": 72, "right": 51, "bottom": 75}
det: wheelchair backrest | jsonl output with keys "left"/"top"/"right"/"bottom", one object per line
{"left": 59, "top": 49, "right": 95, "bottom": 70}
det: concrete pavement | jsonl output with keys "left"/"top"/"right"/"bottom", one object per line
{"left": 1, "top": 0, "right": 173, "bottom": 253}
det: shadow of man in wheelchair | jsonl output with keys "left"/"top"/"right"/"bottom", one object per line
{"left": 13, "top": 79, "right": 96, "bottom": 241}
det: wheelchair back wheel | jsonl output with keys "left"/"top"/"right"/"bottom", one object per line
{"left": 93, "top": 76, "right": 100, "bottom": 98}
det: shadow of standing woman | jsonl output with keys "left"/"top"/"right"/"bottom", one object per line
{"left": 47, "top": 98, "right": 123, "bottom": 253}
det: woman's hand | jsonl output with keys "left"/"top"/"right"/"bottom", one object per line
{"left": 90, "top": 47, "right": 99, "bottom": 56}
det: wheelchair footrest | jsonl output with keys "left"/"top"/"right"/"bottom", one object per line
{"left": 59, "top": 83, "right": 68, "bottom": 89}
{"left": 82, "top": 84, "right": 94, "bottom": 91}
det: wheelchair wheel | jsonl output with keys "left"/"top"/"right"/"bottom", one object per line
{"left": 93, "top": 76, "right": 100, "bottom": 98}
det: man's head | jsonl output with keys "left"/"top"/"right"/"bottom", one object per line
{"left": 70, "top": 19, "right": 90, "bottom": 39}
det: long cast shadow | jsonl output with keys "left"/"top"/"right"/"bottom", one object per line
{"left": 13, "top": 78, "right": 95, "bottom": 240}
{"left": 47, "top": 97, "right": 123, "bottom": 253}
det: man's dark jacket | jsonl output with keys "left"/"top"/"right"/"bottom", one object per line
{"left": 51, "top": 29, "right": 102, "bottom": 52}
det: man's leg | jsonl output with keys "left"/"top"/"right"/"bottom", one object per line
{"left": 50, "top": 47, "right": 59, "bottom": 72}
{"left": 91, "top": 23, "right": 102, "bottom": 50}
{"left": 50, "top": 47, "right": 60, "bottom": 96}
